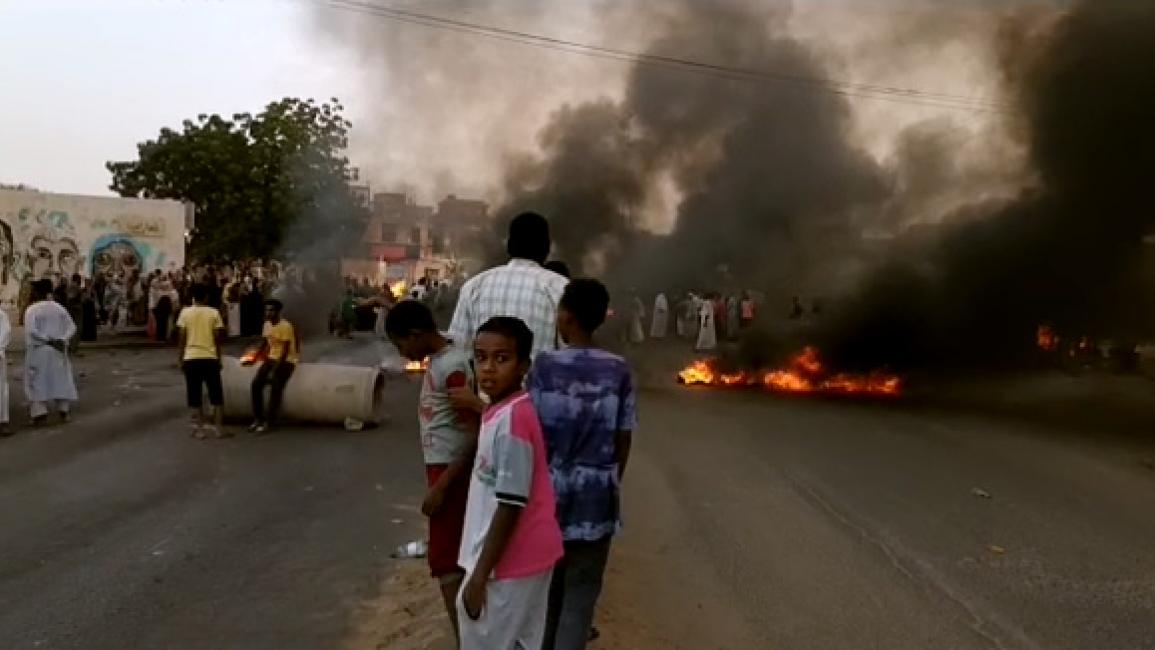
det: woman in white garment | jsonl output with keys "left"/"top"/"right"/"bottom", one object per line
{"left": 628, "top": 294, "right": 646, "bottom": 344}
{"left": 650, "top": 292, "right": 669, "bottom": 339}
{"left": 696, "top": 295, "right": 717, "bottom": 351}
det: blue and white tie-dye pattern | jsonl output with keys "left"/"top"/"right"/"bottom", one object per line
{"left": 527, "top": 347, "right": 637, "bottom": 542}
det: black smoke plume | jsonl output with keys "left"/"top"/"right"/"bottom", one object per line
{"left": 821, "top": 1, "right": 1155, "bottom": 371}
{"left": 497, "top": 2, "right": 888, "bottom": 291}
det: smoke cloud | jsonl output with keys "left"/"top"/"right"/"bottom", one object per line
{"left": 820, "top": 0, "right": 1155, "bottom": 370}
{"left": 492, "top": 1, "right": 892, "bottom": 288}
{"left": 313, "top": 1, "right": 1154, "bottom": 370}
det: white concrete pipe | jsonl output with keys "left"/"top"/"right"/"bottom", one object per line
{"left": 219, "top": 356, "right": 386, "bottom": 427}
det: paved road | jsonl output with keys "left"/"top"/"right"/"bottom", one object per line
{"left": 607, "top": 387, "right": 1155, "bottom": 650}
{"left": 5, "top": 338, "right": 1155, "bottom": 649}
{"left": 0, "top": 340, "right": 429, "bottom": 650}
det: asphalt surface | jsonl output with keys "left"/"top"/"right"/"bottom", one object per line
{"left": 609, "top": 385, "right": 1155, "bottom": 650}
{"left": 4, "top": 336, "right": 1155, "bottom": 649}
{"left": 0, "top": 337, "right": 429, "bottom": 650}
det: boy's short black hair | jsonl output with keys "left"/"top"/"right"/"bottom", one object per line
{"left": 559, "top": 278, "right": 610, "bottom": 333}
{"left": 190, "top": 283, "right": 209, "bottom": 303}
{"left": 385, "top": 298, "right": 437, "bottom": 337}
{"left": 265, "top": 298, "right": 284, "bottom": 312}
{"left": 476, "top": 316, "right": 534, "bottom": 362}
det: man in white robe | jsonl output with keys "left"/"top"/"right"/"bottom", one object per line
{"left": 24, "top": 279, "right": 78, "bottom": 424}
{"left": 650, "top": 292, "right": 669, "bottom": 339}
{"left": 689, "top": 292, "right": 704, "bottom": 340}
{"left": 0, "top": 306, "right": 10, "bottom": 436}
{"left": 695, "top": 297, "right": 717, "bottom": 351}
{"left": 628, "top": 294, "right": 646, "bottom": 344}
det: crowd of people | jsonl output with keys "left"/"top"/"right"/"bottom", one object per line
{"left": 387, "top": 212, "right": 632, "bottom": 649}
{"left": 331, "top": 274, "right": 459, "bottom": 339}
{"left": 0, "top": 258, "right": 310, "bottom": 440}
{"left": 12, "top": 259, "right": 298, "bottom": 347}
{"left": 622, "top": 289, "right": 759, "bottom": 352}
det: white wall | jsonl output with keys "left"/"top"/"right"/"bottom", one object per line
{"left": 0, "top": 189, "right": 186, "bottom": 307}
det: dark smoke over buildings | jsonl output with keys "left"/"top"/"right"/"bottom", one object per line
{"left": 320, "top": 0, "right": 1154, "bottom": 369}
{"left": 498, "top": 2, "right": 889, "bottom": 289}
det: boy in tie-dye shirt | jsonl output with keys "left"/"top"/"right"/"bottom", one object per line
{"left": 528, "top": 279, "right": 637, "bottom": 650}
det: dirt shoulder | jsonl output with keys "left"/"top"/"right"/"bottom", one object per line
{"left": 343, "top": 546, "right": 666, "bottom": 650}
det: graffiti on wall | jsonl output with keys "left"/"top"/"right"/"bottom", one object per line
{"left": 0, "top": 190, "right": 186, "bottom": 310}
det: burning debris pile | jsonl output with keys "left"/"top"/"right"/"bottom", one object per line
{"left": 678, "top": 347, "right": 900, "bottom": 396}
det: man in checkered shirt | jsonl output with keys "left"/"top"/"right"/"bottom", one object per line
{"left": 449, "top": 212, "right": 568, "bottom": 359}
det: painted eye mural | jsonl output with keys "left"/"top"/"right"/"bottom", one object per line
{"left": 91, "top": 239, "right": 145, "bottom": 279}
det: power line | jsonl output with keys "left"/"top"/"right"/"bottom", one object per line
{"left": 316, "top": 0, "right": 1010, "bottom": 113}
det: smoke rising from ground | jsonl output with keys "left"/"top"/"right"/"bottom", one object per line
{"left": 822, "top": 0, "right": 1155, "bottom": 370}
{"left": 313, "top": 1, "right": 1154, "bottom": 369}
{"left": 476, "top": 2, "right": 1022, "bottom": 293}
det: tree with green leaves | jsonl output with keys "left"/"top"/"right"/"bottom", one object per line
{"left": 107, "top": 97, "right": 367, "bottom": 262}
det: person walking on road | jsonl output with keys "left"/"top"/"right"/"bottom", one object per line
{"left": 65, "top": 274, "right": 84, "bottom": 352}
{"left": 696, "top": 295, "right": 717, "bottom": 351}
{"left": 177, "top": 283, "right": 228, "bottom": 439}
{"left": 627, "top": 293, "right": 645, "bottom": 345}
{"left": 23, "top": 279, "right": 78, "bottom": 425}
{"left": 725, "top": 293, "right": 740, "bottom": 340}
{"left": 740, "top": 291, "right": 756, "bottom": 329}
{"left": 0, "top": 305, "right": 11, "bottom": 437}
{"left": 248, "top": 299, "right": 299, "bottom": 435}
{"left": 529, "top": 279, "right": 636, "bottom": 650}
{"left": 650, "top": 291, "right": 669, "bottom": 339}
{"left": 104, "top": 273, "right": 125, "bottom": 333}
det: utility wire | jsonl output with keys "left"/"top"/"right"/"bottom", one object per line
{"left": 317, "top": 0, "right": 1010, "bottom": 113}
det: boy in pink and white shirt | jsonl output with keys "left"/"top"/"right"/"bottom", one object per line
{"left": 458, "top": 316, "right": 563, "bottom": 649}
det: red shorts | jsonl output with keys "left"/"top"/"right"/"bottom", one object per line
{"left": 426, "top": 464, "right": 470, "bottom": 578}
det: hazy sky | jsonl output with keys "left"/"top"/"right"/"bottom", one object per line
{"left": 0, "top": 0, "right": 355, "bottom": 196}
{"left": 0, "top": 0, "right": 1021, "bottom": 202}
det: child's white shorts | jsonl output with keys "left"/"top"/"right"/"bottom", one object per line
{"left": 458, "top": 569, "right": 552, "bottom": 649}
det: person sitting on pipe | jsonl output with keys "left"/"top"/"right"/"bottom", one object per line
{"left": 246, "top": 299, "right": 300, "bottom": 435}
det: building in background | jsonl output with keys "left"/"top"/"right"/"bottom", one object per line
{"left": 349, "top": 183, "right": 371, "bottom": 210}
{"left": 342, "top": 190, "right": 488, "bottom": 287}
{"left": 434, "top": 194, "right": 489, "bottom": 275}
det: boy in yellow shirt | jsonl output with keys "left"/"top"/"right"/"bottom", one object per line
{"left": 249, "top": 299, "right": 299, "bottom": 435}
{"left": 176, "top": 283, "right": 227, "bottom": 439}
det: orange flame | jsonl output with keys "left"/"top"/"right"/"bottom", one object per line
{"left": 405, "top": 358, "right": 430, "bottom": 373}
{"left": 240, "top": 346, "right": 267, "bottom": 366}
{"left": 390, "top": 280, "right": 408, "bottom": 299}
{"left": 678, "top": 360, "right": 719, "bottom": 385}
{"left": 678, "top": 347, "right": 900, "bottom": 396}
{"left": 1037, "top": 324, "right": 1058, "bottom": 351}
